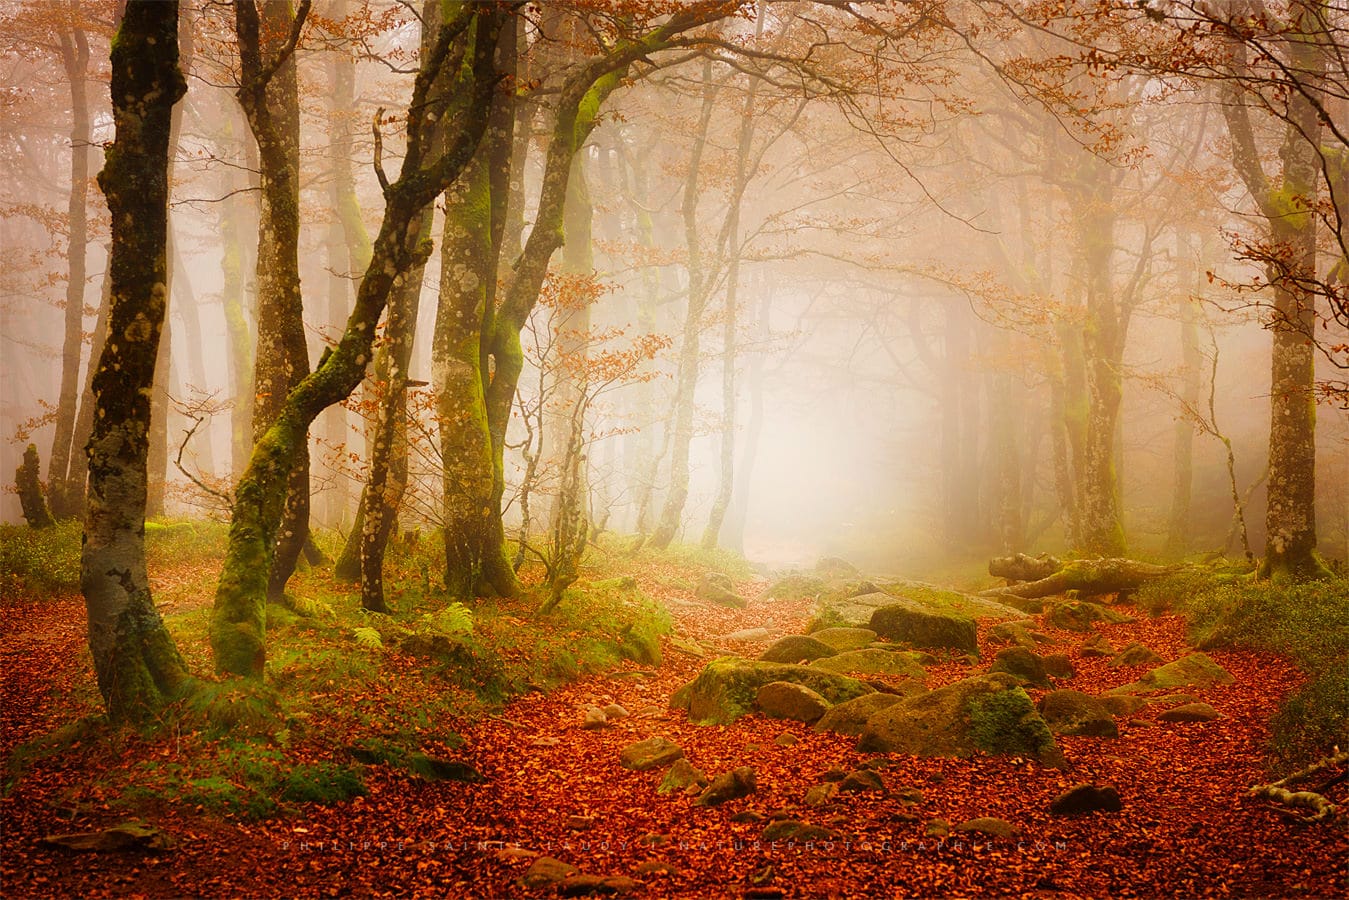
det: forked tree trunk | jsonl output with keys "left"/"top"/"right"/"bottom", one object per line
{"left": 211, "top": 7, "right": 504, "bottom": 677}
{"left": 82, "top": 0, "right": 190, "bottom": 721}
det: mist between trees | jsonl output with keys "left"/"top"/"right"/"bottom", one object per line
{"left": 2, "top": 1, "right": 1347, "bottom": 704}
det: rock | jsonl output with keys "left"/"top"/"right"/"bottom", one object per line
{"left": 1080, "top": 634, "right": 1115, "bottom": 657}
{"left": 988, "top": 620, "right": 1054, "bottom": 650}
{"left": 620, "top": 736, "right": 685, "bottom": 771}
{"left": 839, "top": 769, "right": 885, "bottom": 793}
{"left": 810, "top": 648, "right": 928, "bottom": 679}
{"left": 925, "top": 818, "right": 950, "bottom": 838}
{"left": 1150, "top": 692, "right": 1200, "bottom": 708}
{"left": 1110, "top": 642, "right": 1165, "bottom": 668}
{"left": 764, "top": 574, "right": 828, "bottom": 601}
{"left": 760, "top": 635, "right": 838, "bottom": 664}
{"left": 1042, "top": 653, "right": 1076, "bottom": 679}
{"left": 990, "top": 646, "right": 1050, "bottom": 687}
{"left": 756, "top": 681, "right": 832, "bottom": 724}
{"left": 858, "top": 672, "right": 1062, "bottom": 766}
{"left": 521, "top": 857, "right": 580, "bottom": 888}
{"left": 410, "top": 754, "right": 486, "bottom": 782}
{"left": 774, "top": 733, "right": 799, "bottom": 747}
{"left": 1100, "top": 694, "right": 1147, "bottom": 717}
{"left": 869, "top": 598, "right": 978, "bottom": 654}
{"left": 722, "top": 627, "right": 774, "bottom": 642}
{"left": 41, "top": 821, "right": 172, "bottom": 853}
{"left": 1045, "top": 599, "right": 1135, "bottom": 632}
{"left": 816, "top": 556, "right": 860, "bottom": 577}
{"left": 632, "top": 860, "right": 677, "bottom": 877}
{"left": 1109, "top": 652, "right": 1235, "bottom": 695}
{"left": 731, "top": 810, "right": 766, "bottom": 824}
{"left": 821, "top": 767, "right": 847, "bottom": 782}
{"left": 809, "top": 627, "right": 879, "bottom": 652}
{"left": 695, "top": 572, "right": 747, "bottom": 608}
{"left": 670, "top": 657, "right": 874, "bottom": 726}
{"left": 602, "top": 703, "right": 630, "bottom": 721}
{"left": 558, "top": 874, "right": 641, "bottom": 896}
{"left": 657, "top": 758, "right": 708, "bottom": 795}
{"left": 954, "top": 817, "right": 1021, "bottom": 839}
{"left": 762, "top": 820, "right": 843, "bottom": 842}
{"left": 583, "top": 706, "right": 609, "bottom": 729}
{"left": 893, "top": 786, "right": 924, "bottom": 804}
{"left": 1158, "top": 702, "right": 1221, "bottom": 723}
{"left": 568, "top": 815, "right": 594, "bottom": 830}
{"left": 1049, "top": 783, "right": 1123, "bottom": 816}
{"left": 804, "top": 783, "right": 839, "bottom": 806}
{"left": 696, "top": 767, "right": 757, "bottom": 806}
{"left": 814, "top": 693, "right": 905, "bottom": 736}
{"left": 1038, "top": 690, "right": 1119, "bottom": 738}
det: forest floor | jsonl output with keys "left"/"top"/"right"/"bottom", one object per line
{"left": 1, "top": 546, "right": 1347, "bottom": 899}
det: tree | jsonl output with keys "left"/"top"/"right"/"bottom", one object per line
{"left": 82, "top": 0, "right": 190, "bottom": 721}
{"left": 211, "top": 4, "right": 505, "bottom": 677}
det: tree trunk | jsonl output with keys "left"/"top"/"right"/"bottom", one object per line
{"left": 723, "top": 282, "right": 770, "bottom": 554}
{"left": 1166, "top": 232, "right": 1202, "bottom": 557}
{"left": 65, "top": 254, "right": 111, "bottom": 516}
{"left": 48, "top": 20, "right": 91, "bottom": 520}
{"left": 218, "top": 115, "right": 255, "bottom": 485}
{"left": 17, "top": 444, "right": 55, "bottom": 528}
{"left": 83, "top": 0, "right": 190, "bottom": 721}
{"left": 211, "top": 6, "right": 505, "bottom": 677}
{"left": 650, "top": 64, "right": 718, "bottom": 550}
{"left": 980, "top": 557, "right": 1181, "bottom": 601}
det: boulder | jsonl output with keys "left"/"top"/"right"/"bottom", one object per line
{"left": 583, "top": 706, "right": 609, "bottom": 729}
{"left": 1038, "top": 690, "right": 1119, "bottom": 738}
{"left": 1049, "top": 784, "right": 1122, "bottom": 816}
{"left": 988, "top": 620, "right": 1054, "bottom": 650}
{"left": 1100, "top": 694, "right": 1147, "bottom": 717}
{"left": 521, "top": 857, "right": 580, "bottom": 888}
{"left": 620, "top": 736, "right": 685, "bottom": 772}
{"left": 839, "top": 769, "right": 885, "bottom": 793}
{"left": 695, "top": 572, "right": 746, "bottom": 608}
{"left": 756, "top": 682, "right": 832, "bottom": 724}
{"left": 857, "top": 672, "right": 1062, "bottom": 766}
{"left": 989, "top": 646, "right": 1050, "bottom": 687}
{"left": 953, "top": 817, "right": 1020, "bottom": 839}
{"left": 670, "top": 657, "right": 874, "bottom": 726}
{"left": 804, "top": 783, "right": 839, "bottom": 806}
{"left": 763, "top": 574, "right": 827, "bottom": 601}
{"left": 602, "top": 703, "right": 630, "bottom": 721}
{"left": 760, "top": 635, "right": 837, "bottom": 664}
{"left": 1080, "top": 634, "right": 1115, "bottom": 657}
{"left": 810, "top": 648, "right": 927, "bottom": 679}
{"left": 774, "top": 733, "right": 798, "bottom": 747}
{"left": 809, "top": 627, "right": 879, "bottom": 652}
{"left": 1109, "top": 652, "right": 1235, "bottom": 695}
{"left": 657, "top": 759, "right": 708, "bottom": 795}
{"left": 1110, "top": 642, "right": 1164, "bottom": 668}
{"left": 722, "top": 627, "right": 775, "bottom": 642}
{"left": 869, "top": 598, "right": 978, "bottom": 654}
{"left": 1042, "top": 653, "right": 1076, "bottom": 679}
{"left": 1045, "top": 599, "right": 1135, "bottom": 632}
{"left": 1157, "top": 702, "right": 1221, "bottom": 723}
{"left": 815, "top": 557, "right": 859, "bottom": 577}
{"left": 814, "top": 693, "right": 906, "bottom": 736}
{"left": 696, "top": 767, "right": 757, "bottom": 806}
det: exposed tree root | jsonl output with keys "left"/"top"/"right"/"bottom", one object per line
{"left": 1249, "top": 750, "right": 1347, "bottom": 824}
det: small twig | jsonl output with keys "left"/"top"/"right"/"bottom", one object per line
{"left": 372, "top": 107, "right": 390, "bottom": 194}
{"left": 174, "top": 412, "right": 234, "bottom": 510}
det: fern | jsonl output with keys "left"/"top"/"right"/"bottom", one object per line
{"left": 419, "top": 603, "right": 474, "bottom": 637}
{"left": 352, "top": 626, "right": 384, "bottom": 650}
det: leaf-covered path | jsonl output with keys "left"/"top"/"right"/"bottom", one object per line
{"left": 2, "top": 569, "right": 1346, "bottom": 898}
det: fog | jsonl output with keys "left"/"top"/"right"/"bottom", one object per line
{"left": 3, "top": 0, "right": 1347, "bottom": 578}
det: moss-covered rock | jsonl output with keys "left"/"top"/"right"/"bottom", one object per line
{"left": 1038, "top": 690, "right": 1119, "bottom": 738}
{"left": 696, "top": 766, "right": 756, "bottom": 806}
{"left": 657, "top": 758, "right": 708, "bottom": 795}
{"left": 760, "top": 635, "right": 837, "bottom": 664}
{"left": 1108, "top": 652, "right": 1235, "bottom": 695}
{"left": 988, "top": 620, "right": 1054, "bottom": 650}
{"left": 1109, "top": 641, "right": 1164, "bottom": 668}
{"left": 695, "top": 572, "right": 746, "bottom": 608}
{"left": 810, "top": 648, "right": 927, "bottom": 679}
{"left": 814, "top": 692, "right": 906, "bottom": 736}
{"left": 756, "top": 681, "right": 831, "bottom": 724}
{"left": 989, "top": 646, "right": 1050, "bottom": 687}
{"left": 1157, "top": 702, "right": 1221, "bottom": 722}
{"left": 869, "top": 598, "right": 978, "bottom": 654}
{"left": 1042, "top": 653, "right": 1076, "bottom": 679}
{"left": 857, "top": 672, "right": 1061, "bottom": 765}
{"left": 953, "top": 817, "right": 1021, "bottom": 839}
{"left": 620, "top": 736, "right": 684, "bottom": 772}
{"left": 670, "top": 656, "right": 874, "bottom": 726}
{"left": 763, "top": 573, "right": 827, "bottom": 601}
{"left": 1045, "top": 599, "right": 1135, "bottom": 632}
{"left": 809, "top": 627, "right": 878, "bottom": 652}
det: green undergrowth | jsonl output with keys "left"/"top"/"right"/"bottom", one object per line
{"left": 1136, "top": 571, "right": 1349, "bottom": 774}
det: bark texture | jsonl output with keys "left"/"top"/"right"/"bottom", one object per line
{"left": 83, "top": 0, "right": 190, "bottom": 721}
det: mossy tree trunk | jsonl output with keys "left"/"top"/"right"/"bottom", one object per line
{"left": 82, "top": 0, "right": 190, "bottom": 722}
{"left": 1218, "top": 20, "right": 1330, "bottom": 580}
{"left": 17, "top": 444, "right": 55, "bottom": 529}
{"left": 217, "top": 105, "right": 255, "bottom": 484}
{"left": 47, "top": 18, "right": 91, "bottom": 520}
{"left": 211, "top": 5, "right": 505, "bottom": 677}
{"left": 234, "top": 0, "right": 314, "bottom": 602}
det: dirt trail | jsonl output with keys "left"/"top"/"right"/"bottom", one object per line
{"left": 2, "top": 577, "right": 1346, "bottom": 898}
